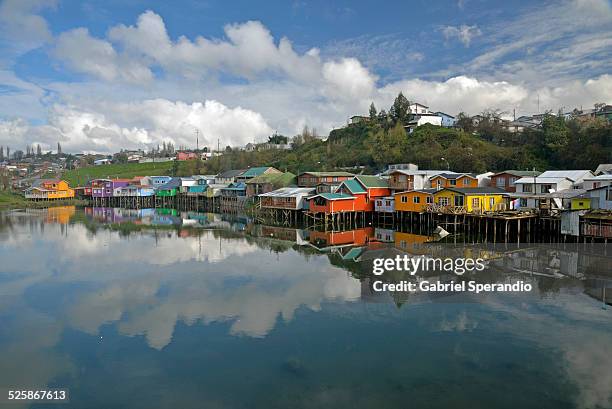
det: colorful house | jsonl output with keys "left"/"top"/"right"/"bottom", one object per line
{"left": 259, "top": 187, "right": 316, "bottom": 210}
{"left": 394, "top": 189, "right": 437, "bottom": 213}
{"left": 141, "top": 176, "right": 172, "bottom": 187}
{"left": 155, "top": 177, "right": 181, "bottom": 197}
{"left": 114, "top": 185, "right": 156, "bottom": 197}
{"left": 490, "top": 170, "right": 540, "bottom": 192}
{"left": 246, "top": 172, "right": 296, "bottom": 197}
{"left": 432, "top": 187, "right": 508, "bottom": 213}
{"left": 374, "top": 196, "right": 395, "bottom": 213}
{"left": 387, "top": 169, "right": 445, "bottom": 192}
{"left": 429, "top": 173, "right": 478, "bottom": 189}
{"left": 308, "top": 176, "right": 390, "bottom": 214}
{"left": 24, "top": 179, "right": 75, "bottom": 200}
{"left": 186, "top": 178, "right": 208, "bottom": 194}
{"left": 235, "top": 166, "right": 281, "bottom": 182}
{"left": 297, "top": 171, "right": 354, "bottom": 187}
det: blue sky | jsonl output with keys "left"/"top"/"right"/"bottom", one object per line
{"left": 0, "top": 0, "right": 610, "bottom": 153}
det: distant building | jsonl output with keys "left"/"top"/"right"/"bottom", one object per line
{"left": 176, "top": 151, "right": 198, "bottom": 161}
{"left": 94, "top": 158, "right": 111, "bottom": 165}
{"left": 297, "top": 171, "right": 354, "bottom": 187}
{"left": 490, "top": 170, "right": 541, "bottom": 192}
{"left": 350, "top": 115, "right": 369, "bottom": 124}
{"left": 404, "top": 113, "right": 442, "bottom": 133}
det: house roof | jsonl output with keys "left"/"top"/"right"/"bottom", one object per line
{"left": 355, "top": 175, "right": 389, "bottom": 188}
{"left": 386, "top": 169, "right": 446, "bottom": 177}
{"left": 514, "top": 176, "right": 571, "bottom": 184}
{"left": 537, "top": 170, "right": 592, "bottom": 181}
{"left": 594, "top": 164, "right": 612, "bottom": 175}
{"left": 491, "top": 170, "right": 541, "bottom": 177}
{"left": 222, "top": 182, "right": 247, "bottom": 190}
{"left": 585, "top": 174, "right": 612, "bottom": 181}
{"left": 433, "top": 173, "right": 476, "bottom": 180}
{"left": 442, "top": 187, "right": 509, "bottom": 195}
{"left": 157, "top": 177, "right": 181, "bottom": 190}
{"left": 240, "top": 166, "right": 277, "bottom": 178}
{"left": 309, "top": 193, "right": 355, "bottom": 201}
{"left": 32, "top": 178, "right": 61, "bottom": 187}
{"left": 299, "top": 171, "right": 354, "bottom": 177}
{"left": 340, "top": 179, "right": 367, "bottom": 194}
{"left": 259, "top": 187, "right": 315, "bottom": 197}
{"left": 435, "top": 111, "right": 455, "bottom": 118}
{"left": 216, "top": 169, "right": 246, "bottom": 179}
{"left": 544, "top": 189, "right": 587, "bottom": 199}
{"left": 245, "top": 172, "right": 296, "bottom": 187}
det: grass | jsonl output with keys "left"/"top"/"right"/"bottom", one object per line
{"left": 62, "top": 161, "right": 178, "bottom": 186}
{"left": 0, "top": 190, "right": 88, "bottom": 210}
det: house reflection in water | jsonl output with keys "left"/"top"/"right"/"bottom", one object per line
{"left": 44, "top": 206, "right": 76, "bottom": 224}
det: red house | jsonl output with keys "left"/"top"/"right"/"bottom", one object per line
{"left": 176, "top": 151, "right": 198, "bottom": 161}
{"left": 307, "top": 176, "right": 390, "bottom": 214}
{"left": 297, "top": 171, "right": 354, "bottom": 187}
{"left": 490, "top": 170, "right": 540, "bottom": 192}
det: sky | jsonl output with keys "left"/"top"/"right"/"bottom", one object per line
{"left": 0, "top": 0, "right": 610, "bottom": 153}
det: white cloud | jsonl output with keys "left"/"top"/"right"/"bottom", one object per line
{"left": 54, "top": 28, "right": 153, "bottom": 83}
{"left": 441, "top": 24, "right": 482, "bottom": 47}
{"left": 322, "top": 58, "right": 377, "bottom": 102}
{"left": 0, "top": 0, "right": 56, "bottom": 55}
{"left": 0, "top": 99, "right": 273, "bottom": 153}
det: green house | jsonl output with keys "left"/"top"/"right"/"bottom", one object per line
{"left": 155, "top": 177, "right": 181, "bottom": 197}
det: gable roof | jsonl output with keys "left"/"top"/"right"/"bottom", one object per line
{"left": 537, "top": 170, "right": 593, "bottom": 181}
{"left": 340, "top": 179, "right": 367, "bottom": 194}
{"left": 433, "top": 172, "right": 476, "bottom": 180}
{"left": 216, "top": 169, "right": 246, "bottom": 179}
{"left": 259, "top": 187, "right": 315, "bottom": 197}
{"left": 354, "top": 175, "right": 389, "bottom": 188}
{"left": 594, "top": 164, "right": 612, "bottom": 175}
{"left": 32, "top": 178, "right": 61, "bottom": 187}
{"left": 156, "top": 177, "right": 181, "bottom": 190}
{"left": 245, "top": 172, "right": 296, "bottom": 187}
{"left": 240, "top": 166, "right": 278, "bottom": 178}
{"left": 491, "top": 170, "right": 541, "bottom": 177}
{"left": 514, "top": 176, "right": 571, "bottom": 184}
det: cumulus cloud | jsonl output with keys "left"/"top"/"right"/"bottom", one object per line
{"left": 0, "top": 0, "right": 56, "bottom": 54}
{"left": 441, "top": 24, "right": 482, "bottom": 47}
{"left": 0, "top": 99, "right": 273, "bottom": 153}
{"left": 322, "top": 58, "right": 377, "bottom": 102}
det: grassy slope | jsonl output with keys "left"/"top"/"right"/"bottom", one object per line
{"left": 62, "top": 161, "right": 177, "bottom": 186}
{"left": 0, "top": 190, "right": 87, "bottom": 210}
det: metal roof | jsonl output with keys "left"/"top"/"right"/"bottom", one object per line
{"left": 309, "top": 193, "right": 355, "bottom": 201}
{"left": 341, "top": 179, "right": 367, "bottom": 194}
{"left": 537, "top": 170, "right": 592, "bottom": 181}
{"left": 443, "top": 187, "right": 509, "bottom": 195}
{"left": 259, "top": 187, "right": 315, "bottom": 197}
{"left": 355, "top": 175, "right": 389, "bottom": 188}
{"left": 514, "top": 177, "right": 571, "bottom": 184}
{"left": 491, "top": 170, "right": 541, "bottom": 177}
{"left": 298, "top": 171, "right": 354, "bottom": 177}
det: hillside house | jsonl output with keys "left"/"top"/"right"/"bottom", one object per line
{"left": 490, "top": 170, "right": 541, "bottom": 192}
{"left": 297, "top": 171, "right": 354, "bottom": 187}
{"left": 176, "top": 151, "right": 198, "bottom": 161}
{"left": 435, "top": 112, "right": 456, "bottom": 127}
{"left": 404, "top": 114, "right": 442, "bottom": 133}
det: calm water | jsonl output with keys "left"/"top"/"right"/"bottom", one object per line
{"left": 0, "top": 207, "right": 611, "bottom": 409}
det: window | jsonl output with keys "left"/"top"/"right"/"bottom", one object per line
{"left": 522, "top": 184, "right": 533, "bottom": 193}
{"left": 607, "top": 188, "right": 612, "bottom": 201}
{"left": 490, "top": 197, "right": 495, "bottom": 208}
{"left": 509, "top": 177, "right": 517, "bottom": 185}
{"left": 450, "top": 179, "right": 457, "bottom": 186}
{"left": 541, "top": 184, "right": 553, "bottom": 193}
{"left": 437, "top": 180, "right": 442, "bottom": 188}
{"left": 333, "top": 177, "right": 338, "bottom": 182}
{"left": 426, "top": 196, "right": 433, "bottom": 204}
{"left": 463, "top": 178, "right": 470, "bottom": 186}
{"left": 520, "top": 198, "right": 528, "bottom": 207}
{"left": 401, "top": 196, "right": 408, "bottom": 203}
{"left": 413, "top": 196, "right": 420, "bottom": 203}
{"left": 438, "top": 197, "right": 449, "bottom": 206}
{"left": 454, "top": 195, "right": 464, "bottom": 206}
{"left": 365, "top": 196, "right": 369, "bottom": 203}
{"left": 472, "top": 198, "right": 480, "bottom": 208}
{"left": 496, "top": 178, "right": 505, "bottom": 187}
{"left": 385, "top": 200, "right": 391, "bottom": 206}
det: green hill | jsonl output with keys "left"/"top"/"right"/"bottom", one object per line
{"left": 63, "top": 161, "right": 177, "bottom": 186}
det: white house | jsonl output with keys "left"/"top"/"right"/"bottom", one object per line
{"left": 536, "top": 170, "right": 594, "bottom": 187}
{"left": 514, "top": 176, "right": 574, "bottom": 194}
{"left": 404, "top": 114, "right": 443, "bottom": 133}
{"left": 582, "top": 174, "right": 612, "bottom": 190}
{"left": 408, "top": 102, "right": 431, "bottom": 114}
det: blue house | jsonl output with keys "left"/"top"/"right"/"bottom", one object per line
{"left": 435, "top": 112, "right": 456, "bottom": 127}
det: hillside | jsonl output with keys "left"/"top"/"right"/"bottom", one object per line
{"left": 63, "top": 161, "right": 177, "bottom": 186}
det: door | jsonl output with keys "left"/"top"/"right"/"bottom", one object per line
{"left": 454, "top": 195, "right": 464, "bottom": 206}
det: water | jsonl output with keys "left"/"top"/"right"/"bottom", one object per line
{"left": 0, "top": 207, "right": 611, "bottom": 409}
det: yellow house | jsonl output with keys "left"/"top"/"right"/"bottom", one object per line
{"left": 570, "top": 197, "right": 591, "bottom": 210}
{"left": 25, "top": 179, "right": 75, "bottom": 200}
{"left": 432, "top": 187, "right": 508, "bottom": 213}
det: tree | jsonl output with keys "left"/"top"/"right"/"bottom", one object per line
{"left": 542, "top": 113, "right": 569, "bottom": 152}
{"left": 36, "top": 144, "right": 41, "bottom": 157}
{"left": 369, "top": 102, "right": 377, "bottom": 120}
{"left": 368, "top": 122, "right": 407, "bottom": 166}
{"left": 390, "top": 92, "right": 410, "bottom": 124}
{"left": 57, "top": 142, "right": 62, "bottom": 155}
{"left": 6, "top": 147, "right": 9, "bottom": 160}
{"left": 456, "top": 112, "right": 473, "bottom": 132}
{"left": 0, "top": 146, "right": 3, "bottom": 161}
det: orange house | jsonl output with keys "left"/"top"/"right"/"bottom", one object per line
{"left": 24, "top": 179, "right": 75, "bottom": 200}
{"left": 309, "top": 227, "right": 375, "bottom": 249}
{"left": 429, "top": 173, "right": 478, "bottom": 189}
{"left": 394, "top": 189, "right": 437, "bottom": 212}
{"left": 307, "top": 176, "right": 390, "bottom": 213}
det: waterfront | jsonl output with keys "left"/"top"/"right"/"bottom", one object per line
{"left": 0, "top": 207, "right": 611, "bottom": 409}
